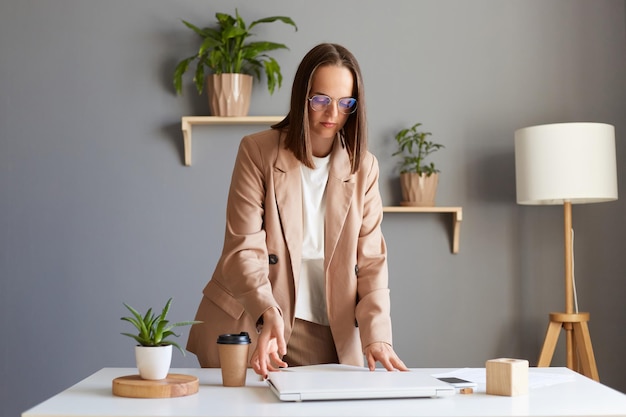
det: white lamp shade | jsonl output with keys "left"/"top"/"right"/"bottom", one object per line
{"left": 515, "top": 122, "right": 618, "bottom": 205}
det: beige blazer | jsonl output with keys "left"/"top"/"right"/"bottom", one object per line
{"left": 186, "top": 128, "right": 393, "bottom": 367}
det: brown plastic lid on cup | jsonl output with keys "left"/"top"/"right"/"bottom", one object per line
{"left": 217, "top": 332, "right": 251, "bottom": 345}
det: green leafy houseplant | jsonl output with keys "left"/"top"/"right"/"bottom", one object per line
{"left": 393, "top": 122, "right": 444, "bottom": 176}
{"left": 121, "top": 298, "right": 201, "bottom": 355}
{"left": 173, "top": 9, "right": 298, "bottom": 96}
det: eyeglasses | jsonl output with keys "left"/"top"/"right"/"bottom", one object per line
{"left": 308, "top": 95, "right": 358, "bottom": 114}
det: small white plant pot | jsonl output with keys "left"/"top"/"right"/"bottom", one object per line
{"left": 135, "top": 345, "right": 172, "bottom": 380}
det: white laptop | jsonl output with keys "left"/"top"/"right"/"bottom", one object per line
{"left": 266, "top": 365, "right": 455, "bottom": 402}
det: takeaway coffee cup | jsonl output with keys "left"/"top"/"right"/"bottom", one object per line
{"left": 217, "top": 332, "right": 251, "bottom": 387}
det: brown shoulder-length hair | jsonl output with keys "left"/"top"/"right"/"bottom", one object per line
{"left": 272, "top": 43, "right": 367, "bottom": 174}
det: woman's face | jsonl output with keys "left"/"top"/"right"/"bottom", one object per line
{"left": 307, "top": 65, "right": 355, "bottom": 157}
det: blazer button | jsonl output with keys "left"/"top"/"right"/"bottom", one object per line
{"left": 268, "top": 254, "right": 279, "bottom": 265}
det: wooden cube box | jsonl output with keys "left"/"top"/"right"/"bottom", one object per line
{"left": 486, "top": 358, "right": 529, "bottom": 396}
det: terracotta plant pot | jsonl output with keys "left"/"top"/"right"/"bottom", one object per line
{"left": 206, "top": 74, "right": 253, "bottom": 116}
{"left": 400, "top": 172, "right": 439, "bottom": 207}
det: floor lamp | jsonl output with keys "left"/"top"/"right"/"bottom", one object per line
{"left": 514, "top": 122, "right": 618, "bottom": 382}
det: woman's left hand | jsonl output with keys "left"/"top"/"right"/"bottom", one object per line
{"left": 363, "top": 342, "right": 409, "bottom": 371}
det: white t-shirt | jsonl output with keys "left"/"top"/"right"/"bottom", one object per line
{"left": 295, "top": 155, "right": 330, "bottom": 326}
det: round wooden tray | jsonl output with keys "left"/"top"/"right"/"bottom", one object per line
{"left": 112, "top": 373, "right": 199, "bottom": 398}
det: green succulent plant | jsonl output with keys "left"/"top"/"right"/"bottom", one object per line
{"left": 173, "top": 8, "right": 297, "bottom": 96}
{"left": 392, "top": 122, "right": 444, "bottom": 176}
{"left": 121, "top": 298, "right": 201, "bottom": 355}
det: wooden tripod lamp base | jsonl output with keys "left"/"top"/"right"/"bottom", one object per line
{"left": 537, "top": 312, "right": 599, "bottom": 381}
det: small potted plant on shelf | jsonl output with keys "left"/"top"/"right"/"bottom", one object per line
{"left": 173, "top": 8, "right": 297, "bottom": 116}
{"left": 392, "top": 122, "right": 444, "bottom": 207}
{"left": 121, "top": 298, "right": 202, "bottom": 380}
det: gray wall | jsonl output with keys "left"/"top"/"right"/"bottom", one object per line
{"left": 2, "top": 1, "right": 625, "bottom": 415}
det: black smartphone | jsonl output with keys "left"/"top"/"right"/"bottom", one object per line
{"left": 437, "top": 377, "right": 477, "bottom": 388}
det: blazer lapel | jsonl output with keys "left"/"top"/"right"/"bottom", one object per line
{"left": 325, "top": 136, "right": 355, "bottom": 268}
{"left": 274, "top": 140, "right": 303, "bottom": 285}
{"left": 274, "top": 135, "right": 355, "bottom": 281}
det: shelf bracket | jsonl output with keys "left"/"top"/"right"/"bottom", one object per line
{"left": 181, "top": 118, "right": 192, "bottom": 166}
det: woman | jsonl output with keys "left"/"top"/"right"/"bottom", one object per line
{"left": 187, "top": 43, "right": 407, "bottom": 377}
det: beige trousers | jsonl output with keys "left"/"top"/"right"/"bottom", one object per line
{"left": 283, "top": 318, "right": 339, "bottom": 366}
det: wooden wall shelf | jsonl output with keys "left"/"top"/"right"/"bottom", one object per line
{"left": 181, "top": 116, "right": 283, "bottom": 166}
{"left": 383, "top": 206, "right": 463, "bottom": 254}
{"left": 179, "top": 117, "right": 461, "bottom": 254}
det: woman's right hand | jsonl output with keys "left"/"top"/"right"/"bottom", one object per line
{"left": 249, "top": 307, "right": 288, "bottom": 378}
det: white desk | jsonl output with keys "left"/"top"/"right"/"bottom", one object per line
{"left": 22, "top": 367, "right": 626, "bottom": 417}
